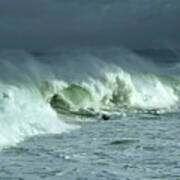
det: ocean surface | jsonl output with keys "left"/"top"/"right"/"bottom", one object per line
{"left": 0, "top": 47, "right": 180, "bottom": 179}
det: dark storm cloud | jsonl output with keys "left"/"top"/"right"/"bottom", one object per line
{"left": 0, "top": 0, "right": 180, "bottom": 50}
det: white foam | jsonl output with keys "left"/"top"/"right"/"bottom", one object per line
{"left": 0, "top": 83, "right": 75, "bottom": 148}
{"left": 79, "top": 69, "right": 179, "bottom": 110}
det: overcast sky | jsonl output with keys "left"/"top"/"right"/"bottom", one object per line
{"left": 0, "top": 0, "right": 180, "bottom": 51}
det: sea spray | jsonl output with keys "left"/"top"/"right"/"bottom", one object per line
{"left": 0, "top": 51, "right": 76, "bottom": 148}
{"left": 0, "top": 48, "right": 180, "bottom": 148}
{"left": 45, "top": 70, "right": 179, "bottom": 116}
{"left": 0, "top": 83, "right": 74, "bottom": 148}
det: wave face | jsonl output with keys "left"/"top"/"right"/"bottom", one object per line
{"left": 0, "top": 48, "right": 180, "bottom": 147}
{"left": 44, "top": 70, "right": 179, "bottom": 117}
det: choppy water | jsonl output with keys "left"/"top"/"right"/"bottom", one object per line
{"left": 0, "top": 47, "right": 180, "bottom": 179}
{"left": 1, "top": 113, "right": 180, "bottom": 180}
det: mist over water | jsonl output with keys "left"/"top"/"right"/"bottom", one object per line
{"left": 0, "top": 47, "right": 179, "bottom": 148}
{"left": 1, "top": 47, "right": 180, "bottom": 179}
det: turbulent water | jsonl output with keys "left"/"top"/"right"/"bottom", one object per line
{"left": 0, "top": 47, "right": 180, "bottom": 179}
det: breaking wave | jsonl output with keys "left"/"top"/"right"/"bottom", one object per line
{"left": 42, "top": 70, "right": 180, "bottom": 116}
{"left": 0, "top": 47, "right": 180, "bottom": 148}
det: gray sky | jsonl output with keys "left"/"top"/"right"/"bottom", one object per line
{"left": 0, "top": 0, "right": 180, "bottom": 51}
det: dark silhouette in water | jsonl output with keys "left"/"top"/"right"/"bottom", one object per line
{"left": 102, "top": 114, "right": 110, "bottom": 121}
{"left": 50, "top": 94, "right": 112, "bottom": 120}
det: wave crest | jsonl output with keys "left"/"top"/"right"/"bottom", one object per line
{"left": 40, "top": 70, "right": 180, "bottom": 117}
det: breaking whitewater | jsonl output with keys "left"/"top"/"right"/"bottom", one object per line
{"left": 1, "top": 47, "right": 180, "bottom": 179}
{"left": 0, "top": 47, "right": 179, "bottom": 148}
{"left": 0, "top": 48, "right": 180, "bottom": 147}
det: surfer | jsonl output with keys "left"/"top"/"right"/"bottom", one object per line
{"left": 101, "top": 114, "right": 110, "bottom": 121}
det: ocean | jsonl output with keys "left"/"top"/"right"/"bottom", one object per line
{"left": 0, "top": 47, "right": 180, "bottom": 179}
